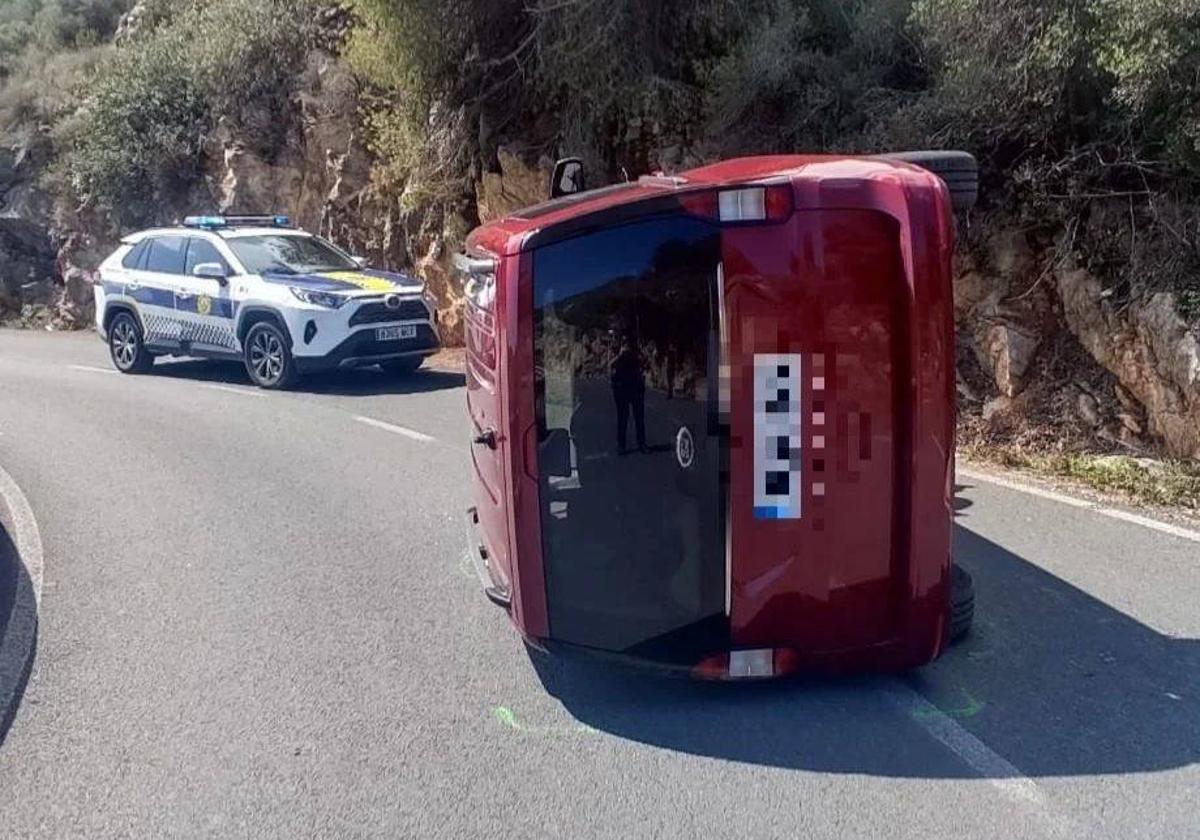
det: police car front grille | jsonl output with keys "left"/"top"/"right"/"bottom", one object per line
{"left": 350, "top": 300, "right": 428, "bottom": 326}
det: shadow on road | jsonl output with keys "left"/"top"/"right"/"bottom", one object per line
{"left": 529, "top": 506, "right": 1199, "bottom": 778}
{"left": 0, "top": 522, "right": 37, "bottom": 748}
{"left": 149, "top": 358, "right": 464, "bottom": 396}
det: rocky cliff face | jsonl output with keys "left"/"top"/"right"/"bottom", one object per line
{"left": 953, "top": 227, "right": 1200, "bottom": 460}
{"left": 1057, "top": 270, "right": 1200, "bottom": 459}
{"left": 0, "top": 132, "right": 57, "bottom": 327}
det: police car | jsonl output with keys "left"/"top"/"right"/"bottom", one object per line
{"left": 93, "top": 215, "right": 440, "bottom": 388}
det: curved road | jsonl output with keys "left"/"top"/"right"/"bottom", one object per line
{"left": 0, "top": 330, "right": 1197, "bottom": 839}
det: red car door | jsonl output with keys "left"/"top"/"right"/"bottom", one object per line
{"left": 462, "top": 253, "right": 515, "bottom": 599}
{"left": 724, "top": 209, "right": 907, "bottom": 652}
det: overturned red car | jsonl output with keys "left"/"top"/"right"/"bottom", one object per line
{"left": 460, "top": 152, "right": 976, "bottom": 679}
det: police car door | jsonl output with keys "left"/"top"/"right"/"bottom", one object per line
{"left": 137, "top": 235, "right": 188, "bottom": 348}
{"left": 175, "top": 237, "right": 238, "bottom": 354}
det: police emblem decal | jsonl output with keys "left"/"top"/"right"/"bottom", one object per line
{"left": 675, "top": 426, "right": 695, "bottom": 469}
{"left": 196, "top": 294, "right": 212, "bottom": 317}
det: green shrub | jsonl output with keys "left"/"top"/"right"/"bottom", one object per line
{"left": 63, "top": 0, "right": 314, "bottom": 228}
{"left": 704, "top": 0, "right": 920, "bottom": 156}
{"left": 0, "top": 42, "right": 109, "bottom": 133}
{"left": 1, "top": 0, "right": 133, "bottom": 77}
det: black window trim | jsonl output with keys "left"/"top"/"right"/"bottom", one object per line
{"left": 184, "top": 236, "right": 231, "bottom": 277}
{"left": 143, "top": 235, "right": 189, "bottom": 276}
{"left": 122, "top": 240, "right": 148, "bottom": 270}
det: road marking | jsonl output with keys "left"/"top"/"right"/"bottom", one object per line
{"left": 354, "top": 415, "right": 437, "bottom": 443}
{"left": 0, "top": 463, "right": 44, "bottom": 740}
{"left": 67, "top": 365, "right": 117, "bottom": 375}
{"left": 885, "top": 683, "right": 1047, "bottom": 805}
{"left": 204, "top": 384, "right": 264, "bottom": 398}
{"left": 958, "top": 466, "right": 1200, "bottom": 545}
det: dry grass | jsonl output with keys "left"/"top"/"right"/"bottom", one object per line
{"left": 963, "top": 445, "right": 1200, "bottom": 512}
{"left": 957, "top": 325, "right": 1200, "bottom": 512}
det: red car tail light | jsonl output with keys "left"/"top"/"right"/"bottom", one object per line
{"left": 681, "top": 185, "right": 793, "bottom": 224}
{"left": 691, "top": 648, "right": 802, "bottom": 680}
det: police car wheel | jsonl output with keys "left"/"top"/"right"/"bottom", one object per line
{"left": 244, "top": 322, "right": 296, "bottom": 389}
{"left": 379, "top": 356, "right": 424, "bottom": 375}
{"left": 108, "top": 312, "right": 153, "bottom": 374}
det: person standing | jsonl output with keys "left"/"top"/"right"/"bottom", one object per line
{"left": 611, "top": 335, "right": 647, "bottom": 454}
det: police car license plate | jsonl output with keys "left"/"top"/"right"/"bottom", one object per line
{"left": 376, "top": 325, "right": 416, "bottom": 342}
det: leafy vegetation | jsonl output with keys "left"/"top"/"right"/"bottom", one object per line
{"left": 0, "top": 0, "right": 133, "bottom": 78}
{"left": 2, "top": 0, "right": 1199, "bottom": 309}
{"left": 59, "top": 0, "right": 314, "bottom": 228}
{"left": 342, "top": 0, "right": 1200, "bottom": 313}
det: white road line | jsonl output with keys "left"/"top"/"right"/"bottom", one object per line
{"left": 0, "top": 463, "right": 45, "bottom": 732}
{"left": 885, "top": 683, "right": 1078, "bottom": 835}
{"left": 958, "top": 466, "right": 1200, "bottom": 545}
{"left": 67, "top": 365, "right": 117, "bottom": 375}
{"left": 354, "top": 415, "right": 437, "bottom": 443}
{"left": 885, "top": 683, "right": 1042, "bottom": 804}
{"left": 204, "top": 384, "right": 264, "bottom": 398}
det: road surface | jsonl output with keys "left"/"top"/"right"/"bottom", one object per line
{"left": 0, "top": 330, "right": 1197, "bottom": 839}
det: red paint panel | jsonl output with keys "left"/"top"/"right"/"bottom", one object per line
{"left": 504, "top": 251, "right": 549, "bottom": 638}
{"left": 725, "top": 210, "right": 906, "bottom": 651}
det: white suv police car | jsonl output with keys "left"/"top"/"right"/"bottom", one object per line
{"left": 94, "top": 215, "right": 440, "bottom": 389}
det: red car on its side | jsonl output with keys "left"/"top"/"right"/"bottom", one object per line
{"left": 459, "top": 152, "right": 976, "bottom": 679}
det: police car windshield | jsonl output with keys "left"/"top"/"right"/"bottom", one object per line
{"left": 227, "top": 235, "right": 358, "bottom": 275}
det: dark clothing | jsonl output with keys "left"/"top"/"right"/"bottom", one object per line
{"left": 611, "top": 347, "right": 645, "bottom": 395}
{"left": 611, "top": 344, "right": 647, "bottom": 452}
{"left": 616, "top": 390, "right": 646, "bottom": 452}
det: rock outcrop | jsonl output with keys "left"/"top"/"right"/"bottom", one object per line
{"left": 0, "top": 132, "right": 57, "bottom": 326}
{"left": 953, "top": 231, "right": 1050, "bottom": 398}
{"left": 1057, "top": 269, "right": 1200, "bottom": 459}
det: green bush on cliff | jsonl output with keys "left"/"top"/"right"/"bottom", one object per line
{"left": 63, "top": 0, "right": 313, "bottom": 228}
{"left": 1, "top": 0, "right": 133, "bottom": 78}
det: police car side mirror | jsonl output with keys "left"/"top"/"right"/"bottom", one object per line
{"left": 193, "top": 263, "right": 229, "bottom": 286}
{"left": 550, "top": 158, "right": 585, "bottom": 198}
{"left": 352, "top": 256, "right": 369, "bottom": 268}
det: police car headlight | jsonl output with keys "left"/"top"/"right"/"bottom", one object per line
{"left": 289, "top": 287, "right": 348, "bottom": 309}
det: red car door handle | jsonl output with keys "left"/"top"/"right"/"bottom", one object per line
{"left": 473, "top": 428, "right": 497, "bottom": 449}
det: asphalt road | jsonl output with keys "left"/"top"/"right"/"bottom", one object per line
{"left": 0, "top": 330, "right": 1197, "bottom": 839}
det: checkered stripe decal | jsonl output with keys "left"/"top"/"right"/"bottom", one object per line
{"left": 143, "top": 313, "right": 181, "bottom": 343}
{"left": 142, "top": 312, "right": 236, "bottom": 349}
{"left": 182, "top": 318, "right": 237, "bottom": 349}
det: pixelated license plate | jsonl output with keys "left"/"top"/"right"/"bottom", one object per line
{"left": 376, "top": 325, "right": 416, "bottom": 342}
{"left": 753, "top": 353, "right": 803, "bottom": 520}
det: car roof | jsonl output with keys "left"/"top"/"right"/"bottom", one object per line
{"left": 216, "top": 228, "right": 312, "bottom": 240}
{"left": 466, "top": 154, "right": 927, "bottom": 256}
{"left": 122, "top": 227, "right": 313, "bottom": 244}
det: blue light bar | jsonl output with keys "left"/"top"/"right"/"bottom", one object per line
{"left": 182, "top": 214, "right": 294, "bottom": 230}
{"left": 183, "top": 215, "right": 227, "bottom": 229}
